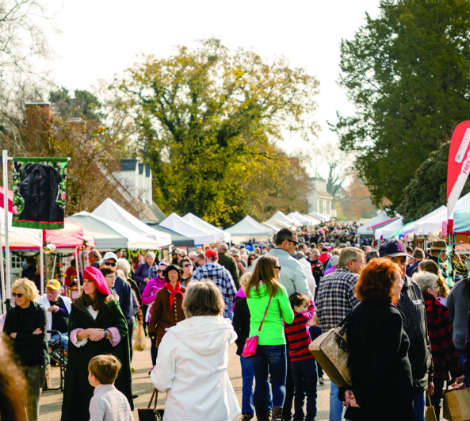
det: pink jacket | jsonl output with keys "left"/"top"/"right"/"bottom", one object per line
{"left": 141, "top": 276, "right": 166, "bottom": 305}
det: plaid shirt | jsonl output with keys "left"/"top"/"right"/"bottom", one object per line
{"left": 424, "top": 293, "right": 463, "bottom": 380}
{"left": 192, "top": 262, "right": 237, "bottom": 318}
{"left": 316, "top": 268, "right": 359, "bottom": 333}
{"left": 148, "top": 264, "right": 158, "bottom": 280}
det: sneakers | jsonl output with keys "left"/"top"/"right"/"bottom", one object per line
{"left": 319, "top": 377, "right": 324, "bottom": 385}
{"left": 241, "top": 414, "right": 253, "bottom": 421}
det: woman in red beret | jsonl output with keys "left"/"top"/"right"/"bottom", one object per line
{"left": 61, "top": 266, "right": 133, "bottom": 421}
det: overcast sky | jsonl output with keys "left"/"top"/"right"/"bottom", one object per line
{"left": 44, "top": 0, "right": 380, "bottom": 175}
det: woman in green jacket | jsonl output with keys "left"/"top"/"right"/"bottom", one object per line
{"left": 246, "top": 255, "right": 295, "bottom": 421}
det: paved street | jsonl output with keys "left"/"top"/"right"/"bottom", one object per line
{"left": 39, "top": 341, "right": 331, "bottom": 421}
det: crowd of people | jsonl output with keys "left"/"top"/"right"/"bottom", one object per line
{"left": 0, "top": 222, "right": 469, "bottom": 421}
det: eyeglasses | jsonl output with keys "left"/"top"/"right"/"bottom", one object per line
{"left": 104, "top": 261, "right": 116, "bottom": 267}
{"left": 288, "top": 239, "right": 299, "bottom": 246}
{"left": 274, "top": 265, "right": 282, "bottom": 270}
{"left": 183, "top": 264, "right": 192, "bottom": 268}
{"left": 12, "top": 293, "right": 23, "bottom": 297}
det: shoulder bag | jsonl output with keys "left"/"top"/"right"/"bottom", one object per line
{"left": 443, "top": 383, "right": 470, "bottom": 421}
{"left": 138, "top": 389, "right": 164, "bottom": 421}
{"left": 308, "top": 316, "right": 352, "bottom": 387}
{"left": 242, "top": 290, "right": 274, "bottom": 357}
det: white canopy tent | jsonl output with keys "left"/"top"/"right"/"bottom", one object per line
{"left": 400, "top": 192, "right": 470, "bottom": 236}
{"left": 92, "top": 198, "right": 171, "bottom": 247}
{"left": 262, "top": 221, "right": 280, "bottom": 233}
{"left": 182, "top": 213, "right": 230, "bottom": 243}
{"left": 309, "top": 211, "right": 329, "bottom": 222}
{"left": 70, "top": 211, "right": 161, "bottom": 249}
{"left": 358, "top": 211, "right": 397, "bottom": 236}
{"left": 0, "top": 207, "right": 42, "bottom": 249}
{"left": 374, "top": 218, "right": 404, "bottom": 240}
{"left": 225, "top": 215, "right": 274, "bottom": 243}
{"left": 411, "top": 206, "right": 447, "bottom": 236}
{"left": 160, "top": 213, "right": 218, "bottom": 245}
{"left": 301, "top": 213, "right": 322, "bottom": 226}
{"left": 267, "top": 211, "right": 297, "bottom": 228}
{"left": 287, "top": 211, "right": 315, "bottom": 226}
{"left": 262, "top": 219, "right": 288, "bottom": 231}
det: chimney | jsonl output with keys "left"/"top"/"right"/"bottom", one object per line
{"left": 25, "top": 102, "right": 52, "bottom": 127}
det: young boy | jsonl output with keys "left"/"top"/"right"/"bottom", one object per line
{"left": 88, "top": 354, "right": 134, "bottom": 421}
{"left": 284, "top": 293, "right": 318, "bottom": 421}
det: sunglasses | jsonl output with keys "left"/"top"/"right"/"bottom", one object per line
{"left": 104, "top": 261, "right": 116, "bottom": 267}
{"left": 274, "top": 265, "right": 282, "bottom": 270}
{"left": 288, "top": 239, "right": 299, "bottom": 246}
{"left": 12, "top": 293, "right": 23, "bottom": 297}
{"left": 183, "top": 264, "right": 192, "bottom": 268}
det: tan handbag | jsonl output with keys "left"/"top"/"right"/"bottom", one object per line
{"left": 425, "top": 395, "right": 437, "bottom": 421}
{"left": 133, "top": 321, "right": 146, "bottom": 351}
{"left": 443, "top": 385, "right": 470, "bottom": 421}
{"left": 308, "top": 321, "right": 351, "bottom": 387}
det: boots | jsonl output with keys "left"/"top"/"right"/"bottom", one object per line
{"left": 271, "top": 405, "right": 283, "bottom": 421}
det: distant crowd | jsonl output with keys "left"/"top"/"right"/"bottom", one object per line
{"left": 0, "top": 222, "right": 468, "bottom": 421}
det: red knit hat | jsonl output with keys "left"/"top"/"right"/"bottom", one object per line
{"left": 205, "top": 249, "right": 218, "bottom": 259}
{"left": 83, "top": 266, "right": 111, "bottom": 296}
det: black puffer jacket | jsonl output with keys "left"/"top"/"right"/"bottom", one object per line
{"left": 232, "top": 295, "right": 250, "bottom": 356}
{"left": 397, "top": 276, "right": 433, "bottom": 391}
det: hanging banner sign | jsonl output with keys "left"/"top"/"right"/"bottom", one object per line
{"left": 447, "top": 121, "right": 470, "bottom": 220}
{"left": 12, "top": 157, "right": 68, "bottom": 229}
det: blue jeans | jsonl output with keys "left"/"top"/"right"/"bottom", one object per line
{"left": 457, "top": 350, "right": 470, "bottom": 386}
{"left": 251, "top": 345, "right": 287, "bottom": 417}
{"left": 413, "top": 391, "right": 425, "bottom": 421}
{"left": 240, "top": 356, "right": 272, "bottom": 416}
{"left": 291, "top": 358, "right": 317, "bottom": 421}
{"left": 329, "top": 382, "right": 344, "bottom": 421}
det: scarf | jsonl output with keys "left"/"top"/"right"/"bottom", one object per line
{"left": 165, "top": 281, "right": 184, "bottom": 309}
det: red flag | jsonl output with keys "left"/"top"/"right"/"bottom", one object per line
{"left": 447, "top": 121, "right": 470, "bottom": 220}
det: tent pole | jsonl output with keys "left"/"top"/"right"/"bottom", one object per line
{"left": 2, "top": 151, "right": 11, "bottom": 304}
{"left": 75, "top": 248, "right": 81, "bottom": 295}
{"left": 50, "top": 253, "right": 57, "bottom": 280}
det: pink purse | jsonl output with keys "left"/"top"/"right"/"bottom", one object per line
{"left": 242, "top": 291, "right": 274, "bottom": 357}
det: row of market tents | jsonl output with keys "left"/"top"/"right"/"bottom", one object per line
{"left": 358, "top": 192, "right": 470, "bottom": 241}
{"left": 0, "top": 190, "right": 330, "bottom": 251}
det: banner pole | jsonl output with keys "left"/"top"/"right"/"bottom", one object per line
{"left": 0, "top": 210, "right": 5, "bottom": 314}
{"left": 2, "top": 151, "right": 11, "bottom": 303}
{"left": 40, "top": 229, "right": 45, "bottom": 295}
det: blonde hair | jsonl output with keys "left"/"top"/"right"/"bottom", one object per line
{"left": 239, "top": 272, "right": 252, "bottom": 291}
{"left": 116, "top": 258, "right": 131, "bottom": 277}
{"left": 11, "top": 278, "right": 39, "bottom": 302}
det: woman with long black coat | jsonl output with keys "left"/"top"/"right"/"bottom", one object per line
{"left": 344, "top": 258, "right": 414, "bottom": 420}
{"left": 61, "top": 266, "right": 133, "bottom": 421}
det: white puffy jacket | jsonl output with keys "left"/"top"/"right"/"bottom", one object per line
{"left": 151, "top": 315, "right": 240, "bottom": 421}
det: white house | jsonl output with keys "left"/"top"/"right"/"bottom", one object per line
{"left": 307, "top": 177, "right": 336, "bottom": 218}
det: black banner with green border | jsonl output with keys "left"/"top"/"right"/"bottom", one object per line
{"left": 12, "top": 157, "right": 68, "bottom": 229}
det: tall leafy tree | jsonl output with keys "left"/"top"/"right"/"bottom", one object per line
{"left": 397, "top": 140, "right": 470, "bottom": 221}
{"left": 49, "top": 87, "right": 105, "bottom": 123}
{"left": 333, "top": 0, "right": 470, "bottom": 211}
{"left": 111, "top": 39, "right": 319, "bottom": 226}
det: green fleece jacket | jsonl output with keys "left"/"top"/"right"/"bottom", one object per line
{"left": 246, "top": 283, "right": 295, "bottom": 345}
